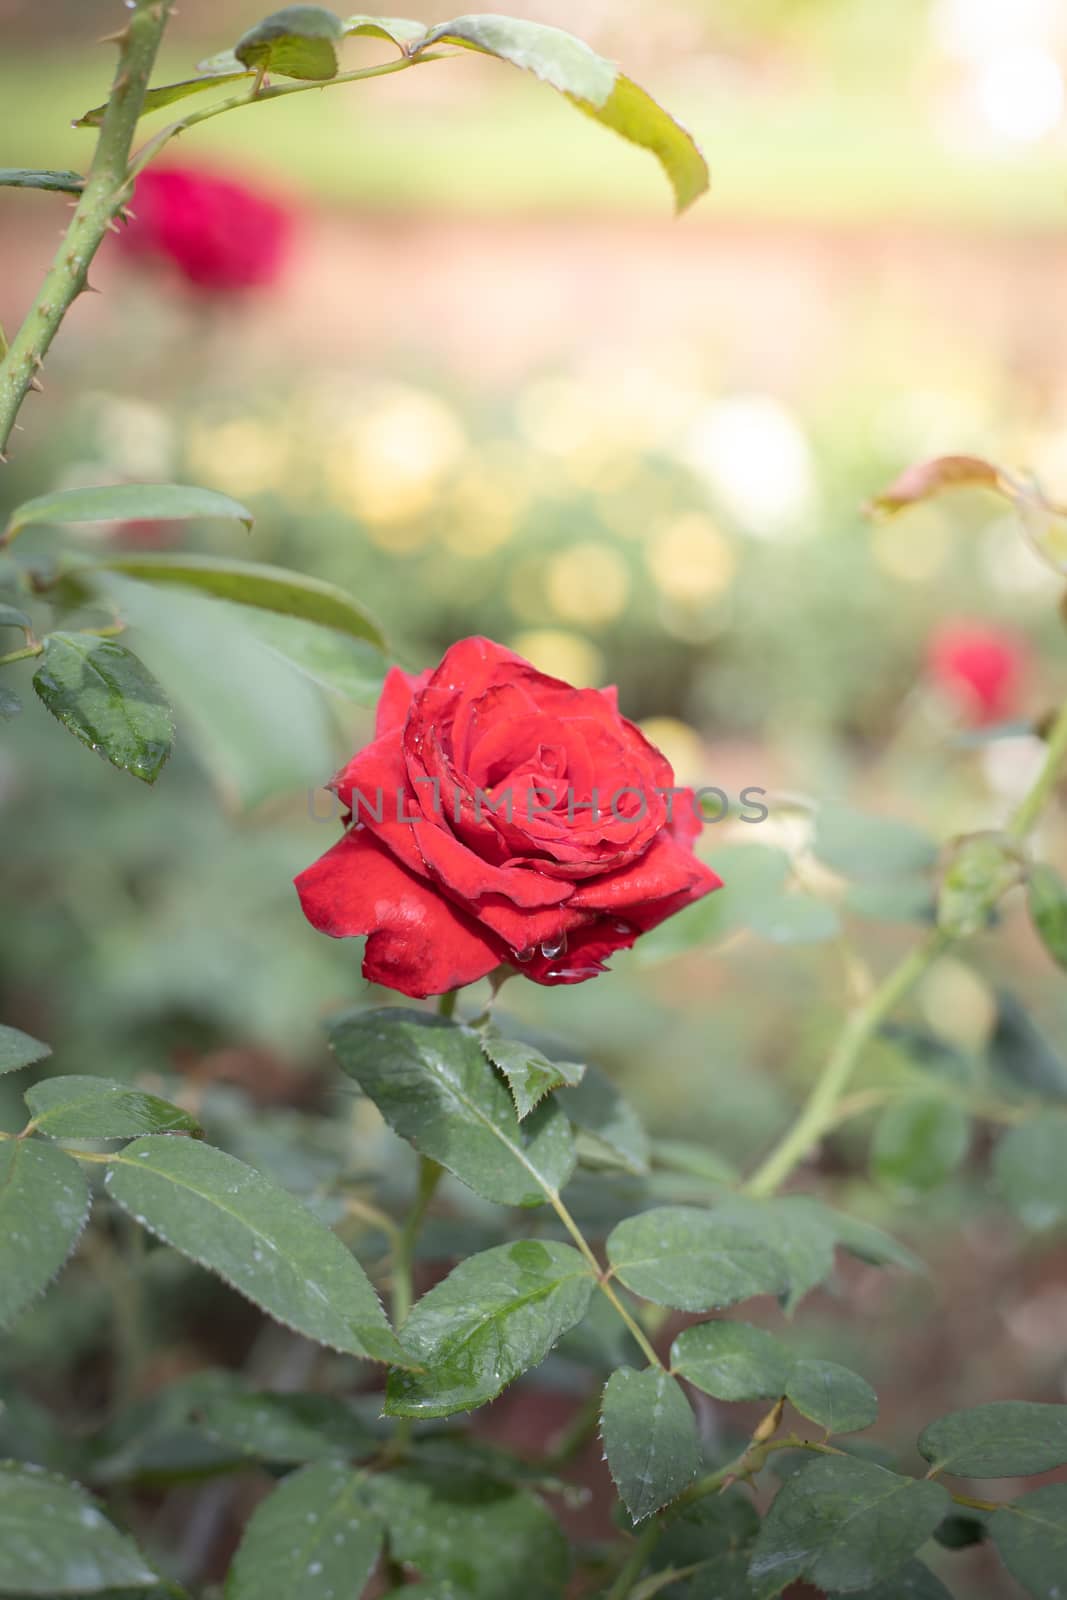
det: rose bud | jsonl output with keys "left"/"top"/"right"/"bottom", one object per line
{"left": 926, "top": 621, "right": 1027, "bottom": 726}
{"left": 118, "top": 164, "right": 292, "bottom": 294}
{"left": 295, "top": 637, "right": 722, "bottom": 998}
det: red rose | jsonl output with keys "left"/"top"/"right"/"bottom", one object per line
{"left": 295, "top": 637, "right": 721, "bottom": 998}
{"left": 120, "top": 165, "right": 291, "bottom": 294}
{"left": 926, "top": 621, "right": 1027, "bottom": 725}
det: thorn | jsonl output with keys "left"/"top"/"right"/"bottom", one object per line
{"left": 0, "top": 454, "right": 8, "bottom": 466}
{"left": 106, "top": 220, "right": 123, "bottom": 234}
{"left": 96, "top": 26, "right": 131, "bottom": 45}
{"left": 28, "top": 378, "right": 43, "bottom": 394}
{"left": 13, "top": 424, "right": 23, "bottom": 433}
{"left": 31, "top": 355, "right": 43, "bottom": 370}
{"left": 81, "top": 281, "right": 102, "bottom": 295}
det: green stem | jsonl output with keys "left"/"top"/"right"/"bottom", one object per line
{"left": 0, "top": 0, "right": 175, "bottom": 457}
{"left": 436, "top": 987, "right": 459, "bottom": 1021}
{"left": 745, "top": 687, "right": 1067, "bottom": 1197}
{"left": 127, "top": 53, "right": 444, "bottom": 179}
{"left": 744, "top": 932, "right": 948, "bottom": 1198}
{"left": 606, "top": 1522, "right": 661, "bottom": 1600}
{"left": 0, "top": 643, "right": 42, "bottom": 667}
{"left": 1007, "top": 696, "right": 1067, "bottom": 838}
{"left": 391, "top": 1154, "right": 442, "bottom": 1329}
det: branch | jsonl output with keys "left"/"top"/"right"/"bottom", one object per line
{"left": 0, "top": 0, "right": 175, "bottom": 457}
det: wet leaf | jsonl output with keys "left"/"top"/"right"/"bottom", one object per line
{"left": 601, "top": 1367, "right": 699, "bottom": 1521}
{"left": 105, "top": 1137, "right": 407, "bottom": 1363}
{"left": 385, "top": 1239, "right": 594, "bottom": 1417}
{"left": 33, "top": 634, "right": 173, "bottom": 784}
{"left": 0, "top": 1140, "right": 90, "bottom": 1330}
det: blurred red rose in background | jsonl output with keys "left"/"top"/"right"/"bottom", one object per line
{"left": 119, "top": 165, "right": 292, "bottom": 294}
{"left": 926, "top": 620, "right": 1028, "bottom": 725}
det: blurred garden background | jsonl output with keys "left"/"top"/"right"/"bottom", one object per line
{"left": 4, "top": 2, "right": 1067, "bottom": 1593}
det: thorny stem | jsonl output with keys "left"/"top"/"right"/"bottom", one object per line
{"left": 744, "top": 687, "right": 1067, "bottom": 1198}
{"left": 0, "top": 0, "right": 176, "bottom": 457}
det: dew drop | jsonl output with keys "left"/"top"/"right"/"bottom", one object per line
{"left": 539, "top": 933, "right": 567, "bottom": 960}
{"left": 613, "top": 920, "right": 634, "bottom": 935}
{"left": 513, "top": 946, "right": 535, "bottom": 964}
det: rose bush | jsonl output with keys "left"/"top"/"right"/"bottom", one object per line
{"left": 295, "top": 636, "right": 721, "bottom": 995}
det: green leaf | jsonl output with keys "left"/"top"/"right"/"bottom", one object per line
{"left": 0, "top": 684, "right": 21, "bottom": 719}
{"left": 5, "top": 482, "right": 253, "bottom": 540}
{"left": 601, "top": 1367, "right": 699, "bottom": 1521}
{"left": 412, "top": 16, "right": 708, "bottom": 213}
{"left": 559, "top": 1063, "right": 649, "bottom": 1175}
{"left": 0, "top": 602, "right": 31, "bottom": 630}
{"left": 606, "top": 1206, "right": 788, "bottom": 1312}
{"left": 0, "top": 1140, "right": 90, "bottom": 1330}
{"left": 748, "top": 1457, "right": 950, "bottom": 1597}
{"left": 211, "top": 605, "right": 385, "bottom": 703}
{"left": 91, "top": 553, "right": 384, "bottom": 648}
{"left": 714, "top": 1195, "right": 838, "bottom": 1313}
{"left": 344, "top": 14, "right": 426, "bottom": 50}
{"left": 870, "top": 1096, "right": 969, "bottom": 1194}
{"left": 989, "top": 994, "right": 1067, "bottom": 1102}
{"left": 994, "top": 1115, "right": 1067, "bottom": 1231}
{"left": 328, "top": 1009, "right": 575, "bottom": 1207}
{"left": 1028, "top": 863, "right": 1067, "bottom": 972}
{"left": 225, "top": 1462, "right": 381, "bottom": 1600}
{"left": 917, "top": 1401, "right": 1067, "bottom": 1477}
{"left": 479, "top": 1026, "right": 585, "bottom": 1120}
{"left": 32, "top": 634, "right": 174, "bottom": 784}
{"left": 570, "top": 73, "right": 710, "bottom": 215}
{"left": 0, "top": 167, "right": 84, "bottom": 193}
{"left": 93, "top": 579, "right": 339, "bottom": 809}
{"left": 386, "top": 1239, "right": 595, "bottom": 1418}
{"left": 104, "top": 1137, "right": 407, "bottom": 1364}
{"left": 785, "top": 1359, "right": 878, "bottom": 1435}
{"left": 76, "top": 71, "right": 253, "bottom": 128}
{"left": 670, "top": 1319, "right": 793, "bottom": 1402}
{"left": 992, "top": 1483, "right": 1067, "bottom": 1600}
{"left": 845, "top": 878, "right": 935, "bottom": 924}
{"left": 814, "top": 806, "right": 938, "bottom": 882}
{"left": 826, "top": 1209, "right": 924, "bottom": 1274}
{"left": 24, "top": 1076, "right": 202, "bottom": 1141}
{"left": 830, "top": 1558, "right": 955, "bottom": 1598}
{"left": 366, "top": 1464, "right": 570, "bottom": 1599}
{"left": 651, "top": 1139, "right": 739, "bottom": 1186}
{"left": 0, "top": 1023, "right": 51, "bottom": 1076}
{"left": 0, "top": 1461, "right": 158, "bottom": 1593}
{"left": 235, "top": 5, "right": 345, "bottom": 80}
{"left": 195, "top": 1388, "right": 375, "bottom": 1464}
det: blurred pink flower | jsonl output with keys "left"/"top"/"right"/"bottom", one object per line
{"left": 120, "top": 165, "right": 292, "bottom": 294}
{"left": 926, "top": 620, "right": 1028, "bottom": 725}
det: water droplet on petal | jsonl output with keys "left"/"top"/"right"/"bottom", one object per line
{"left": 513, "top": 946, "right": 535, "bottom": 964}
{"left": 539, "top": 933, "right": 567, "bottom": 959}
{"left": 614, "top": 920, "right": 634, "bottom": 935}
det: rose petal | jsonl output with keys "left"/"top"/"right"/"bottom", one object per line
{"left": 294, "top": 828, "right": 501, "bottom": 998}
{"left": 375, "top": 664, "right": 431, "bottom": 738}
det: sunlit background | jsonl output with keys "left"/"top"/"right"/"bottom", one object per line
{"left": 3, "top": 3, "right": 1067, "bottom": 1591}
